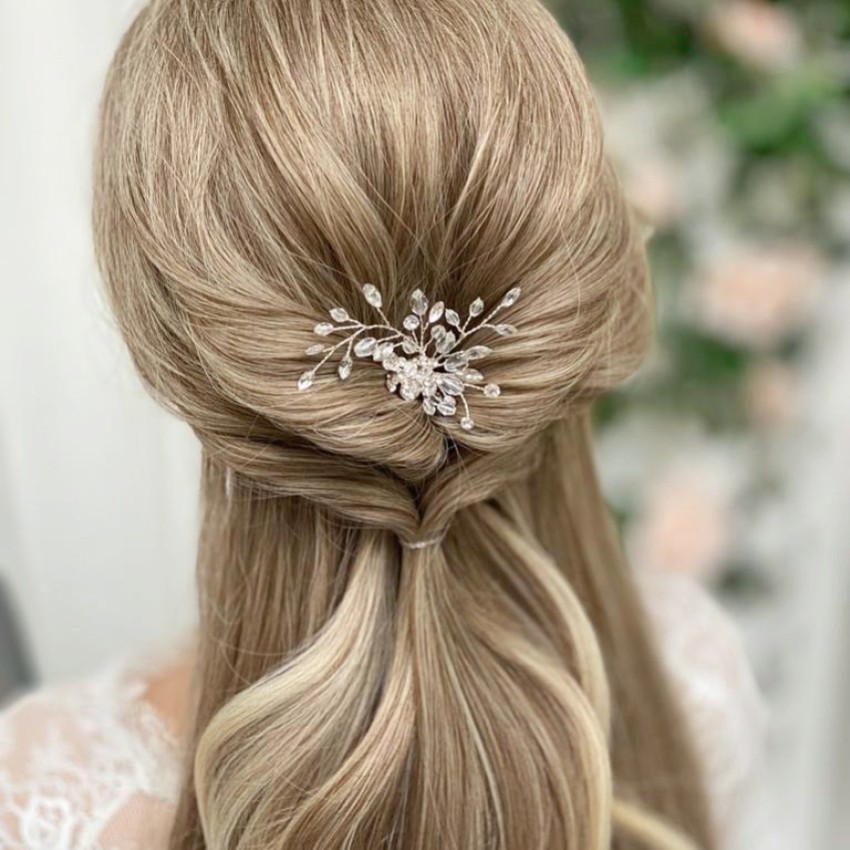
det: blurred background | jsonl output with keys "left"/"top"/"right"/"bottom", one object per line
{"left": 0, "top": 1, "right": 848, "bottom": 849}
{"left": 547, "top": 2, "right": 850, "bottom": 848}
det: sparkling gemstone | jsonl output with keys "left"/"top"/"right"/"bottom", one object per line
{"left": 402, "top": 337, "right": 419, "bottom": 354}
{"left": 437, "top": 396, "right": 457, "bottom": 415}
{"left": 435, "top": 331, "right": 456, "bottom": 354}
{"left": 462, "top": 369, "right": 484, "bottom": 382}
{"left": 314, "top": 322, "right": 335, "bottom": 336}
{"left": 372, "top": 342, "right": 393, "bottom": 362}
{"left": 305, "top": 344, "right": 325, "bottom": 355}
{"left": 330, "top": 307, "right": 349, "bottom": 322}
{"left": 460, "top": 416, "right": 475, "bottom": 431}
{"left": 354, "top": 337, "right": 377, "bottom": 356}
{"left": 495, "top": 323, "right": 517, "bottom": 335}
{"left": 338, "top": 357, "right": 352, "bottom": 380}
{"left": 500, "top": 286, "right": 521, "bottom": 308}
{"left": 438, "top": 374, "right": 464, "bottom": 395}
{"left": 429, "top": 301, "right": 445, "bottom": 323}
{"left": 382, "top": 352, "right": 440, "bottom": 401}
{"left": 483, "top": 383, "right": 501, "bottom": 397}
{"left": 445, "top": 309, "right": 461, "bottom": 327}
{"left": 443, "top": 352, "right": 469, "bottom": 372}
{"left": 465, "top": 345, "right": 491, "bottom": 359}
{"left": 411, "top": 289, "right": 429, "bottom": 316}
{"left": 431, "top": 324, "right": 446, "bottom": 339}
{"left": 469, "top": 297, "right": 484, "bottom": 317}
{"left": 297, "top": 371, "right": 315, "bottom": 390}
{"left": 363, "top": 283, "right": 382, "bottom": 308}
{"left": 403, "top": 314, "right": 420, "bottom": 330}
{"left": 422, "top": 397, "right": 437, "bottom": 415}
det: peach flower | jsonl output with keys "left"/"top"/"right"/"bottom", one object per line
{"left": 629, "top": 468, "right": 733, "bottom": 580}
{"left": 706, "top": 0, "right": 803, "bottom": 72}
{"left": 625, "top": 160, "right": 684, "bottom": 230}
{"left": 745, "top": 360, "right": 799, "bottom": 429}
{"left": 694, "top": 245, "right": 821, "bottom": 349}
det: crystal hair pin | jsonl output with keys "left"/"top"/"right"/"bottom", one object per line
{"left": 297, "top": 283, "right": 521, "bottom": 430}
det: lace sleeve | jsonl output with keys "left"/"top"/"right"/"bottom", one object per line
{"left": 639, "top": 570, "right": 768, "bottom": 849}
{"left": 0, "top": 662, "right": 180, "bottom": 850}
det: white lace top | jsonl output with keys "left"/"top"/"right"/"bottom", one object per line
{"left": 0, "top": 573, "right": 766, "bottom": 850}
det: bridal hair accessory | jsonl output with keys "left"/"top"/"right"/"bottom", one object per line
{"left": 297, "top": 283, "right": 521, "bottom": 431}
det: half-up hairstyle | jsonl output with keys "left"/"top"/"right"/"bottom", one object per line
{"left": 94, "top": 1, "right": 716, "bottom": 848}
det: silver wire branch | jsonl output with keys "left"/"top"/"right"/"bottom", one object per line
{"left": 297, "top": 282, "right": 520, "bottom": 431}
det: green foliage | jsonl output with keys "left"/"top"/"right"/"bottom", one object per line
{"left": 547, "top": 0, "right": 848, "bottom": 588}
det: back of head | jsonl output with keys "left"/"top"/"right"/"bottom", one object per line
{"left": 94, "top": 1, "right": 714, "bottom": 848}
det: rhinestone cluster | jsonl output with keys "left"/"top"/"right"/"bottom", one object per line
{"left": 297, "top": 283, "right": 521, "bottom": 430}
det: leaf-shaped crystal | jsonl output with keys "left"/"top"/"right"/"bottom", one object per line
{"left": 460, "top": 416, "right": 475, "bottom": 431}
{"left": 330, "top": 307, "right": 349, "bottom": 322}
{"left": 314, "top": 322, "right": 335, "bottom": 336}
{"left": 305, "top": 343, "right": 325, "bottom": 355}
{"left": 297, "top": 371, "right": 315, "bottom": 390}
{"left": 443, "top": 352, "right": 469, "bottom": 372}
{"left": 403, "top": 314, "right": 420, "bottom": 331}
{"left": 435, "top": 332, "right": 456, "bottom": 355}
{"left": 484, "top": 383, "right": 501, "bottom": 397}
{"left": 445, "top": 309, "right": 461, "bottom": 327}
{"left": 423, "top": 397, "right": 437, "bottom": 415}
{"left": 402, "top": 337, "right": 419, "bottom": 354}
{"left": 338, "top": 357, "right": 353, "bottom": 380}
{"left": 377, "top": 342, "right": 395, "bottom": 360}
{"left": 463, "top": 369, "right": 484, "bottom": 382}
{"left": 431, "top": 324, "right": 446, "bottom": 339}
{"left": 465, "top": 345, "right": 491, "bottom": 360}
{"left": 411, "top": 289, "right": 428, "bottom": 316}
{"left": 437, "top": 396, "right": 457, "bottom": 415}
{"left": 438, "top": 374, "right": 464, "bottom": 395}
{"left": 354, "top": 337, "right": 377, "bottom": 356}
{"left": 495, "top": 323, "right": 517, "bottom": 336}
{"left": 429, "top": 301, "right": 445, "bottom": 323}
{"left": 363, "top": 283, "right": 382, "bottom": 308}
{"left": 469, "top": 297, "right": 484, "bottom": 317}
{"left": 500, "top": 286, "right": 521, "bottom": 308}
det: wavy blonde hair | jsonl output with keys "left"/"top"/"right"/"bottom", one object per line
{"left": 94, "top": 1, "right": 715, "bottom": 848}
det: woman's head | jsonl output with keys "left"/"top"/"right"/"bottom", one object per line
{"left": 94, "top": 1, "right": 712, "bottom": 849}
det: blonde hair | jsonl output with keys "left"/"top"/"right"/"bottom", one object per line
{"left": 94, "top": 1, "right": 715, "bottom": 848}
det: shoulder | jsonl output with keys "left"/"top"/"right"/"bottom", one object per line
{"left": 0, "top": 657, "right": 181, "bottom": 850}
{"left": 637, "top": 570, "right": 768, "bottom": 845}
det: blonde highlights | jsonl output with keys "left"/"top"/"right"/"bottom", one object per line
{"left": 94, "top": 1, "right": 715, "bottom": 848}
